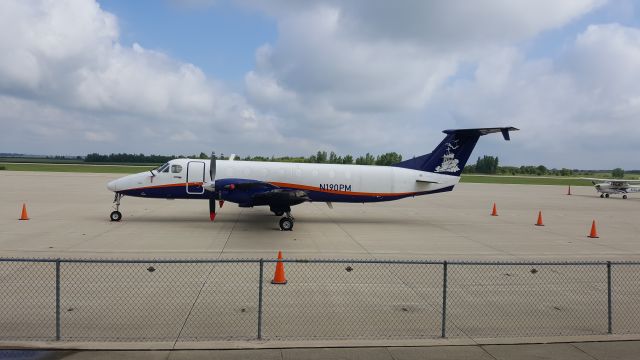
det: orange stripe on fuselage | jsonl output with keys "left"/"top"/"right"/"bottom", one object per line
{"left": 127, "top": 182, "right": 203, "bottom": 191}
{"left": 268, "top": 182, "right": 418, "bottom": 197}
{"left": 125, "top": 181, "right": 419, "bottom": 198}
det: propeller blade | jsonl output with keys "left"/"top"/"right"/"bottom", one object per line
{"left": 209, "top": 198, "right": 216, "bottom": 221}
{"left": 210, "top": 152, "right": 216, "bottom": 183}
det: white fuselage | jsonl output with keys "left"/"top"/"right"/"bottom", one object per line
{"left": 108, "top": 158, "right": 460, "bottom": 202}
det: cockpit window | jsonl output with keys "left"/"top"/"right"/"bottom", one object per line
{"left": 157, "top": 163, "right": 170, "bottom": 173}
{"left": 171, "top": 164, "right": 183, "bottom": 173}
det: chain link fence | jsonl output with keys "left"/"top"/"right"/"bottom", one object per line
{"left": 0, "top": 258, "right": 638, "bottom": 342}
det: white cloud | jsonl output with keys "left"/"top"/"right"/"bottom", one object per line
{"left": 438, "top": 24, "right": 640, "bottom": 168}
{"left": 243, "top": 1, "right": 640, "bottom": 167}
{"left": 0, "top": 0, "right": 288, "bottom": 156}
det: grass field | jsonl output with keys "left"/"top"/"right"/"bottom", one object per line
{"left": 460, "top": 175, "right": 593, "bottom": 186}
{"left": 1, "top": 162, "right": 600, "bottom": 186}
{"left": 0, "top": 162, "right": 151, "bottom": 174}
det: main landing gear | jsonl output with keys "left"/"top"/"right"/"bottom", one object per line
{"left": 110, "top": 193, "right": 123, "bottom": 222}
{"left": 279, "top": 212, "right": 295, "bottom": 231}
{"left": 271, "top": 206, "right": 294, "bottom": 231}
{"left": 600, "top": 193, "right": 628, "bottom": 199}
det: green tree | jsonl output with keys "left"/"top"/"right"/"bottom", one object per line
{"left": 475, "top": 155, "right": 499, "bottom": 174}
{"left": 612, "top": 168, "right": 625, "bottom": 178}
{"left": 342, "top": 155, "right": 353, "bottom": 164}
{"left": 315, "top": 151, "right": 328, "bottom": 163}
{"left": 375, "top": 152, "right": 403, "bottom": 166}
{"left": 355, "top": 153, "right": 375, "bottom": 165}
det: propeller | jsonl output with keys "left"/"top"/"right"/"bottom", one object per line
{"left": 208, "top": 152, "right": 217, "bottom": 221}
{"left": 209, "top": 198, "right": 216, "bottom": 221}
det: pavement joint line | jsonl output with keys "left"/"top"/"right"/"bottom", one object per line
{"left": 171, "top": 211, "right": 241, "bottom": 349}
{"left": 570, "top": 342, "right": 601, "bottom": 360}
{"left": 478, "top": 345, "right": 501, "bottom": 360}
{"left": 314, "top": 202, "right": 371, "bottom": 256}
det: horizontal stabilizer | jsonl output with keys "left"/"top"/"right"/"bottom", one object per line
{"left": 443, "top": 127, "right": 519, "bottom": 141}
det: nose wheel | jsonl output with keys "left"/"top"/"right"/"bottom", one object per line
{"left": 110, "top": 193, "right": 124, "bottom": 222}
{"left": 279, "top": 212, "right": 295, "bottom": 231}
{"left": 110, "top": 211, "right": 122, "bottom": 221}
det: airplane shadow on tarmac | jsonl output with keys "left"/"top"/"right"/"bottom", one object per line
{"left": 102, "top": 211, "right": 427, "bottom": 228}
{"left": 571, "top": 194, "right": 640, "bottom": 201}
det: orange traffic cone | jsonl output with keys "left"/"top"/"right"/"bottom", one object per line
{"left": 271, "top": 251, "right": 287, "bottom": 284}
{"left": 19, "top": 203, "right": 29, "bottom": 220}
{"left": 588, "top": 220, "right": 599, "bottom": 238}
{"left": 567, "top": 185, "right": 572, "bottom": 196}
{"left": 491, "top": 203, "right": 498, "bottom": 216}
{"left": 535, "top": 211, "right": 544, "bottom": 226}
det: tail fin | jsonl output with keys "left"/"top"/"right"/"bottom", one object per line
{"left": 393, "top": 127, "right": 518, "bottom": 176}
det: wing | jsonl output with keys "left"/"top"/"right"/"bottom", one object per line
{"left": 580, "top": 177, "right": 611, "bottom": 183}
{"left": 581, "top": 178, "right": 640, "bottom": 186}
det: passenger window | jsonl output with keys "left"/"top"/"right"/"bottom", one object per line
{"left": 171, "top": 165, "right": 183, "bottom": 173}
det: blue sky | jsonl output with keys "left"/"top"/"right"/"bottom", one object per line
{"left": 1, "top": 0, "right": 640, "bottom": 168}
{"left": 100, "top": 0, "right": 277, "bottom": 86}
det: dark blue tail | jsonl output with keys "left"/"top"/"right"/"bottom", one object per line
{"left": 393, "top": 127, "right": 518, "bottom": 176}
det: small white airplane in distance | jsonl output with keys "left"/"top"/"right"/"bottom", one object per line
{"left": 582, "top": 177, "right": 640, "bottom": 199}
{"left": 107, "top": 127, "right": 518, "bottom": 230}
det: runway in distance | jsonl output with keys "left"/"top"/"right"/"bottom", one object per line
{"left": 107, "top": 127, "right": 518, "bottom": 230}
{"left": 582, "top": 178, "right": 640, "bottom": 199}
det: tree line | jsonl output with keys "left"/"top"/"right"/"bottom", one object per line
{"left": 83, "top": 152, "right": 630, "bottom": 176}
{"left": 84, "top": 151, "right": 403, "bottom": 166}
{"left": 462, "top": 155, "right": 629, "bottom": 177}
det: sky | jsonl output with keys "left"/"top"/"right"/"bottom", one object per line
{"left": 1, "top": 0, "right": 639, "bottom": 169}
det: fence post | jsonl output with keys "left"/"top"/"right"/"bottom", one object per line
{"left": 441, "top": 261, "right": 448, "bottom": 338}
{"left": 55, "top": 260, "right": 61, "bottom": 341}
{"left": 258, "top": 259, "right": 264, "bottom": 340}
{"left": 607, "top": 261, "right": 612, "bottom": 334}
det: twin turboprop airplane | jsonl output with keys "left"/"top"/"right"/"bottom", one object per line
{"left": 106, "top": 127, "right": 518, "bottom": 230}
{"left": 582, "top": 178, "right": 640, "bottom": 199}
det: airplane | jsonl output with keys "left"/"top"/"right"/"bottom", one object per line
{"left": 582, "top": 177, "right": 640, "bottom": 199}
{"left": 106, "top": 127, "right": 518, "bottom": 230}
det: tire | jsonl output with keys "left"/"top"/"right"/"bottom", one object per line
{"left": 623, "top": 195, "right": 628, "bottom": 199}
{"left": 110, "top": 211, "right": 122, "bottom": 222}
{"left": 600, "top": 194, "right": 604, "bottom": 198}
{"left": 605, "top": 194, "right": 610, "bottom": 198}
{"left": 279, "top": 217, "right": 294, "bottom": 231}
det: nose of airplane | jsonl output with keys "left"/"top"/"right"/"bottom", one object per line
{"left": 107, "top": 180, "right": 118, "bottom": 192}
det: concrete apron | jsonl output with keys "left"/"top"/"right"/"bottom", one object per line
{"left": 2, "top": 334, "right": 640, "bottom": 350}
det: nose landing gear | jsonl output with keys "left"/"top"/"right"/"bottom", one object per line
{"left": 110, "top": 193, "right": 123, "bottom": 222}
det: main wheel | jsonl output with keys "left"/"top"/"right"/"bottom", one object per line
{"left": 279, "top": 217, "right": 294, "bottom": 231}
{"left": 273, "top": 210, "right": 284, "bottom": 216}
{"left": 605, "top": 194, "right": 610, "bottom": 198}
{"left": 623, "top": 195, "right": 628, "bottom": 199}
{"left": 110, "top": 211, "right": 122, "bottom": 222}
{"left": 600, "top": 194, "right": 604, "bottom": 198}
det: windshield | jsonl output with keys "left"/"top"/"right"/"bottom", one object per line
{"left": 156, "top": 163, "right": 170, "bottom": 173}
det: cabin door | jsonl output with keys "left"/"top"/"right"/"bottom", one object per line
{"left": 186, "top": 161, "right": 206, "bottom": 194}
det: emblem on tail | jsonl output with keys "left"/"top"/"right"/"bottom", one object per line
{"left": 435, "top": 140, "right": 461, "bottom": 173}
